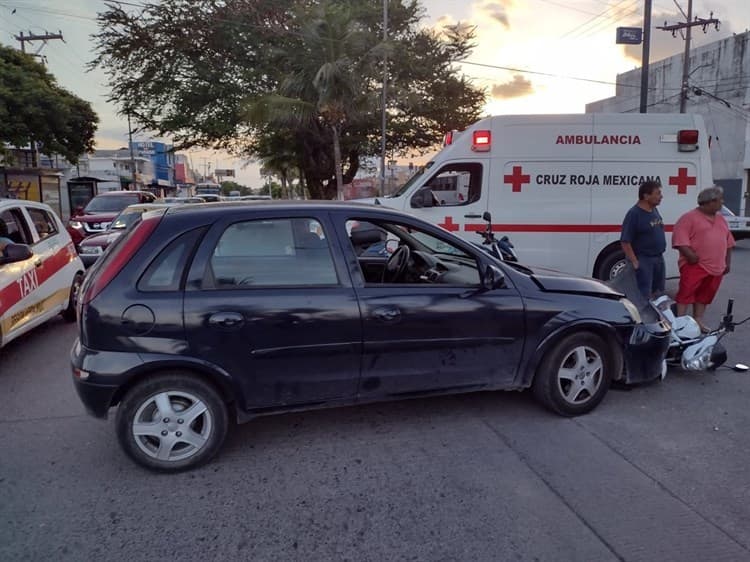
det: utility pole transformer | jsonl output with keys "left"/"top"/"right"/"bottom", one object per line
{"left": 656, "top": 2, "right": 720, "bottom": 113}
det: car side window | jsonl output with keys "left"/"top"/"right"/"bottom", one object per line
{"left": 207, "top": 217, "right": 338, "bottom": 288}
{"left": 346, "top": 219, "right": 480, "bottom": 286}
{"left": 25, "top": 208, "right": 58, "bottom": 242}
{"left": 0, "top": 208, "right": 32, "bottom": 245}
{"left": 410, "top": 162, "right": 483, "bottom": 208}
{"left": 139, "top": 228, "right": 206, "bottom": 292}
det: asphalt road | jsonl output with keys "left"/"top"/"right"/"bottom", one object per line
{"left": 2, "top": 241, "right": 750, "bottom": 561}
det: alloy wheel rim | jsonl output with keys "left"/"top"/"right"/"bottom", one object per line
{"left": 556, "top": 345, "right": 603, "bottom": 405}
{"left": 132, "top": 390, "right": 213, "bottom": 462}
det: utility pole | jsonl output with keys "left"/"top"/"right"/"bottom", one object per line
{"left": 127, "top": 113, "right": 137, "bottom": 190}
{"left": 379, "top": 0, "right": 388, "bottom": 198}
{"left": 14, "top": 31, "right": 65, "bottom": 168}
{"left": 639, "top": 0, "right": 652, "bottom": 113}
{"left": 657, "top": 3, "right": 720, "bottom": 113}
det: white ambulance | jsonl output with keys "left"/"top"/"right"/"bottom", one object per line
{"left": 0, "top": 199, "right": 85, "bottom": 349}
{"left": 377, "top": 113, "right": 712, "bottom": 279}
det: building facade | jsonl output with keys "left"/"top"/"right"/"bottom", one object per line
{"left": 586, "top": 31, "right": 750, "bottom": 215}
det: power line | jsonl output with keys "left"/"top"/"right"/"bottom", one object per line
{"left": 461, "top": 59, "right": 682, "bottom": 91}
{"left": 558, "top": 0, "right": 639, "bottom": 40}
{"left": 573, "top": 0, "right": 643, "bottom": 41}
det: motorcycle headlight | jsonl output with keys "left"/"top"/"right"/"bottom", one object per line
{"left": 621, "top": 298, "right": 642, "bottom": 323}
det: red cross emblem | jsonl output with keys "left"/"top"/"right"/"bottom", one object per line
{"left": 504, "top": 166, "right": 530, "bottom": 193}
{"left": 668, "top": 167, "right": 696, "bottom": 195}
{"left": 439, "top": 216, "right": 459, "bottom": 232}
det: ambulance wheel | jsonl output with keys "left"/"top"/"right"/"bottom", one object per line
{"left": 596, "top": 249, "right": 627, "bottom": 281}
{"left": 61, "top": 272, "right": 84, "bottom": 323}
{"left": 533, "top": 331, "right": 613, "bottom": 416}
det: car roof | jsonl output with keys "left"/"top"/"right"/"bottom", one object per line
{"left": 122, "top": 203, "right": 172, "bottom": 212}
{"left": 162, "top": 200, "right": 401, "bottom": 219}
{"left": 94, "top": 190, "right": 154, "bottom": 197}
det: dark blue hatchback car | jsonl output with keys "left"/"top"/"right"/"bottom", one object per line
{"left": 71, "top": 201, "right": 669, "bottom": 471}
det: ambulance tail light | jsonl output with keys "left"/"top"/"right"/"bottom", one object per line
{"left": 472, "top": 130, "right": 491, "bottom": 152}
{"left": 678, "top": 129, "right": 699, "bottom": 152}
{"left": 80, "top": 214, "right": 162, "bottom": 305}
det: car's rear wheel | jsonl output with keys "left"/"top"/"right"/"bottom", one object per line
{"left": 61, "top": 272, "right": 84, "bottom": 323}
{"left": 116, "top": 373, "right": 228, "bottom": 472}
{"left": 533, "top": 332, "right": 613, "bottom": 416}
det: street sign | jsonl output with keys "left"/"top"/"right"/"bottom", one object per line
{"left": 214, "top": 169, "right": 235, "bottom": 177}
{"left": 616, "top": 27, "right": 643, "bottom": 45}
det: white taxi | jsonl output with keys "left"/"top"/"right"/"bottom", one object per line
{"left": 1, "top": 198, "right": 85, "bottom": 349}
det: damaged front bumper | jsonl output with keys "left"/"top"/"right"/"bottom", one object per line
{"left": 621, "top": 320, "right": 672, "bottom": 384}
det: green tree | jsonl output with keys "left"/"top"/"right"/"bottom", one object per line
{"left": 220, "top": 180, "right": 248, "bottom": 196}
{"left": 93, "top": 0, "right": 485, "bottom": 199}
{"left": 0, "top": 46, "right": 98, "bottom": 163}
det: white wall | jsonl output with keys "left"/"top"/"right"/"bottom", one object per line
{"left": 587, "top": 32, "right": 750, "bottom": 215}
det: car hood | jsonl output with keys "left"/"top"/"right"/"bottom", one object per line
{"left": 79, "top": 230, "right": 124, "bottom": 247}
{"left": 527, "top": 266, "right": 623, "bottom": 299}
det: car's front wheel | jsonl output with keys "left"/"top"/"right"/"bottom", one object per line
{"left": 533, "top": 332, "right": 613, "bottom": 416}
{"left": 116, "top": 373, "right": 229, "bottom": 472}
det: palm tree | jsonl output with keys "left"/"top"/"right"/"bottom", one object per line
{"left": 245, "top": 1, "right": 382, "bottom": 200}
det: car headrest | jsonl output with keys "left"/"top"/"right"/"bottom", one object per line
{"left": 351, "top": 228, "right": 384, "bottom": 247}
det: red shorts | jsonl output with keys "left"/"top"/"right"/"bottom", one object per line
{"left": 676, "top": 263, "right": 723, "bottom": 304}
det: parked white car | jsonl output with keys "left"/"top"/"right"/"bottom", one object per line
{"left": 721, "top": 205, "right": 750, "bottom": 241}
{"left": 0, "top": 198, "right": 85, "bottom": 348}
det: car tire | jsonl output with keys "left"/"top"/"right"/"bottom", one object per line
{"left": 532, "top": 331, "right": 613, "bottom": 416}
{"left": 596, "top": 248, "right": 627, "bottom": 281}
{"left": 116, "top": 373, "right": 229, "bottom": 472}
{"left": 61, "top": 272, "right": 84, "bottom": 323}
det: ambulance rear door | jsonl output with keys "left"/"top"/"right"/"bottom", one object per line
{"left": 589, "top": 114, "right": 706, "bottom": 278}
{"left": 488, "top": 115, "right": 595, "bottom": 275}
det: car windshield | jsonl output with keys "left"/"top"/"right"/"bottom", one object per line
{"left": 84, "top": 195, "right": 140, "bottom": 213}
{"left": 390, "top": 162, "right": 433, "bottom": 197}
{"left": 110, "top": 210, "right": 144, "bottom": 230}
{"left": 721, "top": 205, "right": 735, "bottom": 217}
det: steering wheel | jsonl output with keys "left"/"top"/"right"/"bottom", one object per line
{"left": 382, "top": 244, "right": 410, "bottom": 283}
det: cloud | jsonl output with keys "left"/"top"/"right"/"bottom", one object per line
{"left": 476, "top": 0, "right": 514, "bottom": 29}
{"left": 622, "top": 11, "right": 735, "bottom": 64}
{"left": 491, "top": 74, "right": 534, "bottom": 98}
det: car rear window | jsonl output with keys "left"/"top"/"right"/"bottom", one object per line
{"left": 85, "top": 195, "right": 140, "bottom": 213}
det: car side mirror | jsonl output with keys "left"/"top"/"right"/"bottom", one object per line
{"left": 0, "top": 243, "right": 33, "bottom": 265}
{"left": 481, "top": 264, "right": 505, "bottom": 290}
{"left": 483, "top": 211, "right": 492, "bottom": 222}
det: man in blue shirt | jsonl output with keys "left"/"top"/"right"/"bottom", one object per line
{"left": 620, "top": 180, "right": 666, "bottom": 300}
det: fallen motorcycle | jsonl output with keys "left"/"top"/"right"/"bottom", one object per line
{"left": 609, "top": 265, "right": 748, "bottom": 375}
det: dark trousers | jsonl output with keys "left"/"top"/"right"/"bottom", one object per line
{"left": 635, "top": 255, "right": 665, "bottom": 299}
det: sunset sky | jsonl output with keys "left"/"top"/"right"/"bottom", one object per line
{"left": 1, "top": 0, "right": 747, "bottom": 187}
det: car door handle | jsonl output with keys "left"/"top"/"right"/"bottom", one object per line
{"left": 373, "top": 306, "right": 401, "bottom": 323}
{"left": 464, "top": 213, "right": 481, "bottom": 219}
{"left": 208, "top": 312, "right": 245, "bottom": 329}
